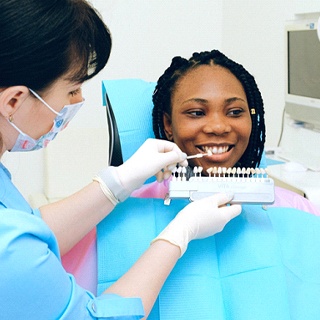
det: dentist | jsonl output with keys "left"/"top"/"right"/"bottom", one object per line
{"left": 0, "top": 1, "right": 241, "bottom": 319}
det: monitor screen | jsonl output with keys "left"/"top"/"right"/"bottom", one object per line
{"left": 288, "top": 29, "right": 320, "bottom": 100}
{"left": 285, "top": 21, "right": 320, "bottom": 129}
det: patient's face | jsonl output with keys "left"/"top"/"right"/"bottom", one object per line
{"left": 163, "top": 64, "right": 252, "bottom": 173}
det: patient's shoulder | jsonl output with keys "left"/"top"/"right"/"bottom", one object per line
{"left": 272, "top": 186, "right": 320, "bottom": 216}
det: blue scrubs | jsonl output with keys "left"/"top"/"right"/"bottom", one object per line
{"left": 0, "top": 163, "right": 144, "bottom": 319}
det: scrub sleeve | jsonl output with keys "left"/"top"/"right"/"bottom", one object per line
{"left": 0, "top": 163, "right": 144, "bottom": 319}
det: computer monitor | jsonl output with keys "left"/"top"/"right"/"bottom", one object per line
{"left": 285, "top": 19, "right": 320, "bottom": 129}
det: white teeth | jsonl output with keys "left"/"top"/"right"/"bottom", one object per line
{"left": 204, "top": 146, "right": 228, "bottom": 154}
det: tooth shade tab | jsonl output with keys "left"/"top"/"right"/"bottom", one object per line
{"left": 168, "top": 166, "right": 275, "bottom": 205}
{"left": 174, "top": 165, "right": 269, "bottom": 181}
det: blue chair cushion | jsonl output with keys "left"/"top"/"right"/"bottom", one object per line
{"left": 102, "top": 79, "right": 156, "bottom": 163}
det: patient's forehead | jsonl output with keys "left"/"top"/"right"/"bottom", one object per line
{"left": 171, "top": 65, "right": 246, "bottom": 107}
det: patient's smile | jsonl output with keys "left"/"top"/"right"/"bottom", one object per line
{"left": 195, "top": 144, "right": 235, "bottom": 169}
{"left": 201, "top": 145, "right": 232, "bottom": 154}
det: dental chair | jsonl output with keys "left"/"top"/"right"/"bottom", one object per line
{"left": 97, "top": 79, "right": 320, "bottom": 320}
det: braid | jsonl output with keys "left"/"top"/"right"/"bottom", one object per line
{"left": 152, "top": 49, "right": 266, "bottom": 168}
{"left": 237, "top": 74, "right": 265, "bottom": 168}
{"left": 152, "top": 56, "right": 189, "bottom": 139}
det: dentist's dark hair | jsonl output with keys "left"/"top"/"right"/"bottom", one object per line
{"left": 152, "top": 49, "right": 265, "bottom": 169}
{"left": 0, "top": 0, "right": 112, "bottom": 92}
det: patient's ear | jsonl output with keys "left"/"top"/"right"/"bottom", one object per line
{"left": 163, "top": 112, "right": 173, "bottom": 141}
{"left": 0, "top": 86, "right": 29, "bottom": 118}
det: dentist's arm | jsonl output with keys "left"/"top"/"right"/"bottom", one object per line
{"left": 104, "top": 193, "right": 242, "bottom": 318}
{"left": 40, "top": 139, "right": 187, "bottom": 255}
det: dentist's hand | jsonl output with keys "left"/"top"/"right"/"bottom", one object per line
{"left": 152, "top": 193, "right": 242, "bottom": 256}
{"left": 115, "top": 138, "right": 187, "bottom": 193}
{"left": 96, "top": 139, "right": 187, "bottom": 203}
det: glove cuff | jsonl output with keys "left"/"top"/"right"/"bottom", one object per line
{"left": 151, "top": 225, "right": 189, "bottom": 257}
{"left": 96, "top": 166, "right": 131, "bottom": 202}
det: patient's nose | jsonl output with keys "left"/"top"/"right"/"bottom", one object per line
{"left": 202, "top": 114, "right": 231, "bottom": 135}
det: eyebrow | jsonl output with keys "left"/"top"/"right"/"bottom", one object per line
{"left": 182, "top": 97, "right": 246, "bottom": 105}
{"left": 225, "top": 97, "right": 246, "bottom": 104}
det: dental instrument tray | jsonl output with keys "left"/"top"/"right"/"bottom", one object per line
{"left": 166, "top": 166, "right": 275, "bottom": 205}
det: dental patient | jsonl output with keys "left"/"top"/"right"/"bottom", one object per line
{"left": 134, "top": 49, "right": 319, "bottom": 214}
{"left": 62, "top": 49, "right": 320, "bottom": 296}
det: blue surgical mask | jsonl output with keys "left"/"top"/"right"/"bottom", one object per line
{"left": 9, "top": 88, "right": 84, "bottom": 152}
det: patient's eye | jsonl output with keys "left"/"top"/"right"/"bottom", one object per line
{"left": 228, "top": 108, "right": 245, "bottom": 117}
{"left": 187, "top": 109, "right": 205, "bottom": 117}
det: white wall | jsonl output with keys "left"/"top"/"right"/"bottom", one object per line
{"left": 220, "top": 0, "right": 292, "bottom": 147}
{"left": 220, "top": 0, "right": 320, "bottom": 147}
{"left": 3, "top": 0, "right": 320, "bottom": 202}
{"left": 81, "top": 0, "right": 224, "bottom": 119}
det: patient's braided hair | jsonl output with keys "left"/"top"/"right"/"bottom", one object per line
{"left": 152, "top": 49, "right": 265, "bottom": 168}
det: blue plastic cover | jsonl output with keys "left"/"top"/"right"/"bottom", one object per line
{"left": 97, "top": 198, "right": 320, "bottom": 320}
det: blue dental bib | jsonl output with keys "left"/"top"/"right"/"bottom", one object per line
{"left": 97, "top": 198, "right": 320, "bottom": 320}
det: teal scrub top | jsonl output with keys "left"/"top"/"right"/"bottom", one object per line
{"left": 0, "top": 163, "right": 144, "bottom": 319}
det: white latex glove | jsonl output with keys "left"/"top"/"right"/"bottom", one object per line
{"left": 115, "top": 138, "right": 187, "bottom": 194}
{"left": 152, "top": 193, "right": 242, "bottom": 257}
